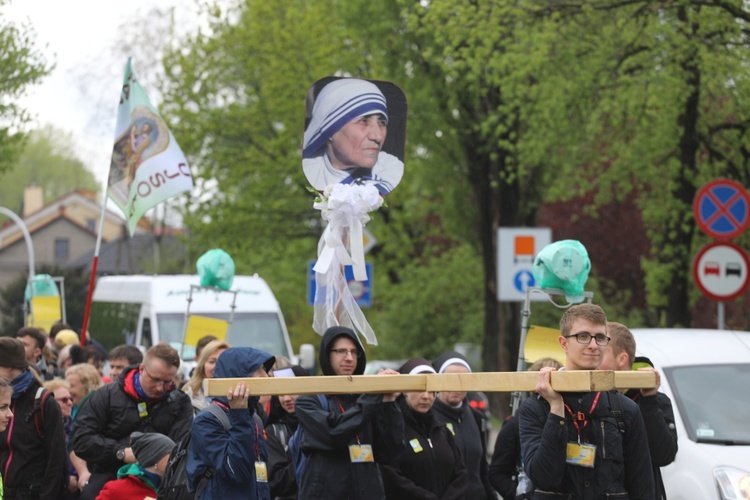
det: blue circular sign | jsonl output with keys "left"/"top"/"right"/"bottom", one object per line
{"left": 693, "top": 179, "right": 750, "bottom": 239}
{"left": 513, "top": 270, "right": 536, "bottom": 293}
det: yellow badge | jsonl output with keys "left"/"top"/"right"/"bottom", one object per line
{"left": 137, "top": 402, "right": 148, "bottom": 418}
{"left": 349, "top": 444, "right": 374, "bottom": 463}
{"left": 409, "top": 438, "right": 424, "bottom": 453}
{"left": 446, "top": 422, "right": 455, "bottom": 436}
{"left": 255, "top": 461, "right": 268, "bottom": 482}
{"left": 566, "top": 442, "right": 596, "bottom": 468}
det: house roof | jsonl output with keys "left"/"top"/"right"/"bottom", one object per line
{"left": 66, "top": 233, "right": 188, "bottom": 274}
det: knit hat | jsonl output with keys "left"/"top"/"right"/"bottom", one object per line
{"left": 303, "top": 78, "right": 388, "bottom": 158}
{"left": 130, "top": 432, "right": 175, "bottom": 468}
{"left": 398, "top": 357, "right": 436, "bottom": 375}
{"left": 54, "top": 329, "right": 79, "bottom": 349}
{"left": 0, "top": 337, "right": 28, "bottom": 370}
{"left": 432, "top": 351, "right": 472, "bottom": 374}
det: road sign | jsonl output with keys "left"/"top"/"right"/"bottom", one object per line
{"left": 692, "top": 241, "right": 750, "bottom": 301}
{"left": 308, "top": 261, "right": 373, "bottom": 308}
{"left": 693, "top": 179, "right": 750, "bottom": 239}
{"left": 497, "top": 227, "right": 552, "bottom": 302}
{"left": 362, "top": 227, "right": 377, "bottom": 254}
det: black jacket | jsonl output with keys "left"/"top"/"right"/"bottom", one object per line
{"left": 0, "top": 374, "right": 68, "bottom": 499}
{"left": 626, "top": 390, "right": 678, "bottom": 500}
{"left": 489, "top": 414, "right": 521, "bottom": 500}
{"left": 266, "top": 407, "right": 299, "bottom": 500}
{"left": 519, "top": 391, "right": 655, "bottom": 500}
{"left": 70, "top": 366, "right": 193, "bottom": 475}
{"left": 381, "top": 397, "right": 468, "bottom": 499}
{"left": 294, "top": 326, "right": 404, "bottom": 500}
{"left": 431, "top": 398, "right": 495, "bottom": 499}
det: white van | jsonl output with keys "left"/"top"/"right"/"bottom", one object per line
{"left": 90, "top": 274, "right": 299, "bottom": 364}
{"left": 631, "top": 328, "right": 750, "bottom": 500}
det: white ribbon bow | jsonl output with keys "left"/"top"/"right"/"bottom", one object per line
{"left": 312, "top": 183, "right": 383, "bottom": 344}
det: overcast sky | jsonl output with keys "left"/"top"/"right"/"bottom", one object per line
{"left": 4, "top": 0, "right": 192, "bottom": 188}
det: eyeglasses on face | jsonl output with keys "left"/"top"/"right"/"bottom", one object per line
{"left": 330, "top": 348, "right": 361, "bottom": 358}
{"left": 55, "top": 397, "right": 73, "bottom": 404}
{"left": 142, "top": 366, "right": 175, "bottom": 387}
{"left": 564, "top": 332, "right": 611, "bottom": 346}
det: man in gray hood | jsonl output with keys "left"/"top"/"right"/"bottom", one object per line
{"left": 295, "top": 326, "right": 404, "bottom": 499}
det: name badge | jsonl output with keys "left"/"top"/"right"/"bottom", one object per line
{"left": 137, "top": 402, "right": 148, "bottom": 418}
{"left": 349, "top": 444, "right": 374, "bottom": 463}
{"left": 255, "top": 461, "right": 268, "bottom": 482}
{"left": 566, "top": 442, "right": 596, "bottom": 468}
{"left": 409, "top": 439, "right": 423, "bottom": 453}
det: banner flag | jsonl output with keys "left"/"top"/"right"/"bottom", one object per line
{"left": 108, "top": 57, "right": 193, "bottom": 234}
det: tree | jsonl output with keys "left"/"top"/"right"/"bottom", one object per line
{"left": 0, "top": 124, "right": 99, "bottom": 213}
{"left": 0, "top": 3, "right": 52, "bottom": 175}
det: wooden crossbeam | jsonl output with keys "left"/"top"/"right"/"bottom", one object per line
{"left": 203, "top": 370, "right": 656, "bottom": 397}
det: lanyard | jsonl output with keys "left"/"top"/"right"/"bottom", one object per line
{"left": 212, "top": 401, "right": 264, "bottom": 458}
{"left": 564, "top": 392, "right": 601, "bottom": 444}
{"left": 335, "top": 397, "right": 360, "bottom": 444}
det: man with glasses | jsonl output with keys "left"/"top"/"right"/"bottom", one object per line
{"left": 295, "top": 326, "right": 404, "bottom": 499}
{"left": 599, "top": 322, "right": 677, "bottom": 500}
{"left": 71, "top": 343, "right": 192, "bottom": 499}
{"left": 518, "top": 304, "right": 655, "bottom": 499}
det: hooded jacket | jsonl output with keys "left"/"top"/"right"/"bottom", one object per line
{"left": 95, "top": 463, "right": 158, "bottom": 499}
{"left": 186, "top": 347, "right": 275, "bottom": 500}
{"left": 71, "top": 366, "right": 193, "bottom": 475}
{"left": 294, "top": 326, "right": 404, "bottom": 500}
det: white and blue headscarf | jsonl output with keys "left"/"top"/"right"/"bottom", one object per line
{"left": 303, "top": 79, "right": 388, "bottom": 158}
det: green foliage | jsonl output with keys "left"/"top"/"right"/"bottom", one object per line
{"left": 0, "top": 6, "right": 52, "bottom": 175}
{"left": 0, "top": 125, "right": 99, "bottom": 213}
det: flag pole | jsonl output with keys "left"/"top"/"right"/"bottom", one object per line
{"left": 80, "top": 188, "right": 110, "bottom": 346}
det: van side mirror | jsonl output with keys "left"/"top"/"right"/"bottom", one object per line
{"left": 298, "top": 343, "right": 315, "bottom": 371}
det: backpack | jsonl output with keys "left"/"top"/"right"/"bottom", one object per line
{"left": 26, "top": 387, "right": 53, "bottom": 439}
{"left": 606, "top": 390, "right": 626, "bottom": 435}
{"left": 288, "top": 394, "right": 328, "bottom": 487}
{"left": 157, "top": 403, "right": 230, "bottom": 500}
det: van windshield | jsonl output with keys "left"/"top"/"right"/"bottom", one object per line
{"left": 666, "top": 363, "right": 750, "bottom": 445}
{"left": 157, "top": 313, "right": 290, "bottom": 360}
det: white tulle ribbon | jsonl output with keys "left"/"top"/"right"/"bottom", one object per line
{"left": 312, "top": 183, "right": 383, "bottom": 345}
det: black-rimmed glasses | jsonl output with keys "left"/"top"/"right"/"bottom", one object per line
{"left": 330, "top": 348, "right": 361, "bottom": 358}
{"left": 564, "top": 332, "right": 611, "bottom": 346}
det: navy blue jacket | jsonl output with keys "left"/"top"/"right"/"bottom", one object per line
{"left": 186, "top": 347, "right": 275, "bottom": 500}
{"left": 519, "top": 391, "right": 655, "bottom": 500}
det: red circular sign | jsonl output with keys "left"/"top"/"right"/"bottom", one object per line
{"left": 693, "top": 179, "right": 750, "bottom": 239}
{"left": 692, "top": 241, "right": 750, "bottom": 301}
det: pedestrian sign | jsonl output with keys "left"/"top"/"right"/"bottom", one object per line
{"left": 692, "top": 241, "right": 750, "bottom": 301}
{"left": 693, "top": 179, "right": 750, "bottom": 239}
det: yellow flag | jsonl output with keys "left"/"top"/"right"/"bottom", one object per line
{"left": 184, "top": 315, "right": 229, "bottom": 347}
{"left": 28, "top": 296, "right": 62, "bottom": 333}
{"left": 525, "top": 325, "right": 565, "bottom": 365}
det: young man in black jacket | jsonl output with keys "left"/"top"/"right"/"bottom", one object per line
{"left": 294, "top": 326, "right": 404, "bottom": 499}
{"left": 518, "top": 304, "right": 655, "bottom": 499}
{"left": 0, "top": 337, "right": 67, "bottom": 499}
{"left": 599, "top": 322, "right": 678, "bottom": 499}
{"left": 71, "top": 342, "right": 193, "bottom": 499}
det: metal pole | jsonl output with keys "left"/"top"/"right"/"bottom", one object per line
{"left": 0, "top": 207, "right": 35, "bottom": 277}
{"left": 717, "top": 302, "right": 725, "bottom": 330}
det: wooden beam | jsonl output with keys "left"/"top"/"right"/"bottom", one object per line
{"left": 203, "top": 370, "right": 656, "bottom": 397}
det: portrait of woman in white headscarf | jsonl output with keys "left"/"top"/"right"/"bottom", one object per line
{"left": 302, "top": 77, "right": 406, "bottom": 196}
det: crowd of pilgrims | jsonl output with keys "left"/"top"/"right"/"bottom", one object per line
{"left": 1, "top": 308, "right": 674, "bottom": 499}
